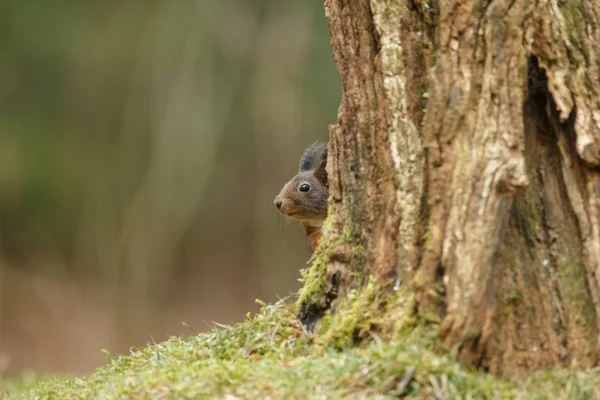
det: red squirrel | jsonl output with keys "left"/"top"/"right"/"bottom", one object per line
{"left": 274, "top": 142, "right": 328, "bottom": 253}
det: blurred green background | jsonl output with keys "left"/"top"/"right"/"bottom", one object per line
{"left": 0, "top": 0, "right": 339, "bottom": 374}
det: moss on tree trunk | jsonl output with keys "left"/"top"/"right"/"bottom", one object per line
{"left": 299, "top": 0, "right": 600, "bottom": 378}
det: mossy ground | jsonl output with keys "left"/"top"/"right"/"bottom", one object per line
{"left": 4, "top": 297, "right": 600, "bottom": 399}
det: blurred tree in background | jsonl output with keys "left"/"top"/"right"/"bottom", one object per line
{"left": 0, "top": 0, "right": 339, "bottom": 373}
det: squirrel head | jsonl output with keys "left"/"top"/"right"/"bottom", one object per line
{"left": 274, "top": 142, "right": 328, "bottom": 227}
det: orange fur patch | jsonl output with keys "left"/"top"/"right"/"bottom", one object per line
{"left": 305, "top": 226, "right": 322, "bottom": 253}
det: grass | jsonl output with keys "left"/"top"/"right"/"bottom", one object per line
{"left": 5, "top": 298, "right": 600, "bottom": 399}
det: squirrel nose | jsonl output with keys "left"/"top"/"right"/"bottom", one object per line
{"left": 274, "top": 197, "right": 282, "bottom": 209}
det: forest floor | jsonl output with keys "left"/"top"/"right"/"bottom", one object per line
{"left": 4, "top": 298, "right": 600, "bottom": 399}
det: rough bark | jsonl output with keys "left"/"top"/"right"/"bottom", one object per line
{"left": 299, "top": 0, "right": 600, "bottom": 377}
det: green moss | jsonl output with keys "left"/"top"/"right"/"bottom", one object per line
{"left": 505, "top": 292, "right": 524, "bottom": 306}
{"left": 297, "top": 201, "right": 366, "bottom": 308}
{"left": 428, "top": 41, "right": 436, "bottom": 64}
{"left": 9, "top": 298, "right": 600, "bottom": 400}
{"left": 557, "top": 1, "right": 585, "bottom": 51}
{"left": 317, "top": 278, "right": 384, "bottom": 348}
{"left": 297, "top": 206, "right": 335, "bottom": 306}
{"left": 557, "top": 260, "right": 596, "bottom": 325}
{"left": 496, "top": 291, "right": 524, "bottom": 321}
{"left": 422, "top": 219, "right": 434, "bottom": 253}
{"left": 297, "top": 251, "right": 330, "bottom": 306}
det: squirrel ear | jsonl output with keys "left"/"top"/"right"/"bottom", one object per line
{"left": 299, "top": 142, "right": 326, "bottom": 172}
{"left": 313, "top": 148, "right": 328, "bottom": 188}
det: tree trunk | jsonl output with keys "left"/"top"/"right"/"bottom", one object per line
{"left": 299, "top": 0, "right": 600, "bottom": 377}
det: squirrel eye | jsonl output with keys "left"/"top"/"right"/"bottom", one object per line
{"left": 299, "top": 184, "right": 311, "bottom": 192}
